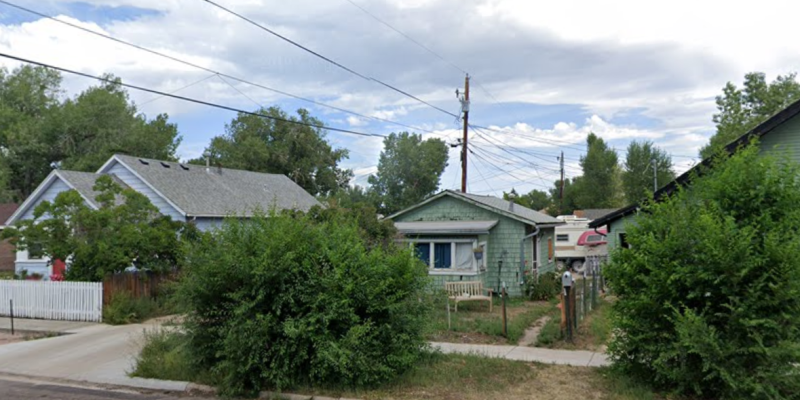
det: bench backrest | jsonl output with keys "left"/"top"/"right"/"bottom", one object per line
{"left": 444, "top": 281, "right": 484, "bottom": 296}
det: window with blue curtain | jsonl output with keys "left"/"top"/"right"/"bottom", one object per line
{"left": 414, "top": 243, "right": 431, "bottom": 266}
{"left": 433, "top": 243, "right": 452, "bottom": 269}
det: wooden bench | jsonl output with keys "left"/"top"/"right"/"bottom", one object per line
{"left": 444, "top": 281, "right": 493, "bottom": 312}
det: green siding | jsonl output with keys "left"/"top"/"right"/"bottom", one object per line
{"left": 393, "top": 195, "right": 556, "bottom": 296}
{"left": 760, "top": 114, "right": 800, "bottom": 163}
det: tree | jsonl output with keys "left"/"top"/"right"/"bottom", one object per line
{"left": 2, "top": 175, "right": 194, "bottom": 281}
{"left": 0, "top": 65, "right": 62, "bottom": 201}
{"left": 56, "top": 76, "right": 181, "bottom": 172}
{"left": 368, "top": 132, "right": 448, "bottom": 215}
{"left": 701, "top": 72, "right": 800, "bottom": 158}
{"left": 574, "top": 133, "right": 623, "bottom": 209}
{"left": 191, "top": 107, "right": 351, "bottom": 197}
{"left": 503, "top": 188, "right": 550, "bottom": 211}
{"left": 0, "top": 67, "right": 182, "bottom": 200}
{"left": 621, "top": 140, "right": 675, "bottom": 202}
{"left": 546, "top": 176, "right": 583, "bottom": 216}
{"left": 605, "top": 144, "right": 800, "bottom": 399}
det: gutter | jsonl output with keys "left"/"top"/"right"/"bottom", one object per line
{"left": 519, "top": 223, "right": 540, "bottom": 285}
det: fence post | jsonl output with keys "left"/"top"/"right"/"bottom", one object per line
{"left": 501, "top": 284, "right": 508, "bottom": 338}
{"left": 9, "top": 299, "right": 14, "bottom": 335}
{"left": 562, "top": 272, "right": 573, "bottom": 342}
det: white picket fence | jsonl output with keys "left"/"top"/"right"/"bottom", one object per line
{"left": 0, "top": 280, "right": 103, "bottom": 322}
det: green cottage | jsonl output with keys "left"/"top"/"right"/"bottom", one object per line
{"left": 591, "top": 98, "right": 800, "bottom": 255}
{"left": 387, "top": 190, "right": 563, "bottom": 297}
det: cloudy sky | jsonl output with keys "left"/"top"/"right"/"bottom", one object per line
{"left": 1, "top": 0, "right": 798, "bottom": 197}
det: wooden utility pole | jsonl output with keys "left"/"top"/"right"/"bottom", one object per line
{"left": 559, "top": 151, "right": 565, "bottom": 210}
{"left": 460, "top": 74, "right": 470, "bottom": 193}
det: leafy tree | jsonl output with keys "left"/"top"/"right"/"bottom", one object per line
{"left": 56, "top": 76, "right": 181, "bottom": 172}
{"left": 191, "top": 107, "right": 351, "bottom": 197}
{"left": 0, "top": 65, "right": 62, "bottom": 201}
{"left": 503, "top": 188, "right": 550, "bottom": 211}
{"left": 2, "top": 175, "right": 195, "bottom": 281}
{"left": 621, "top": 140, "right": 675, "bottom": 202}
{"left": 368, "top": 132, "right": 448, "bottom": 215}
{"left": 575, "top": 133, "right": 622, "bottom": 209}
{"left": 606, "top": 144, "right": 800, "bottom": 399}
{"left": 546, "top": 176, "right": 583, "bottom": 216}
{"left": 702, "top": 72, "right": 800, "bottom": 158}
{"left": 323, "top": 184, "right": 377, "bottom": 209}
{"left": 0, "top": 67, "right": 182, "bottom": 200}
{"left": 179, "top": 211, "right": 429, "bottom": 396}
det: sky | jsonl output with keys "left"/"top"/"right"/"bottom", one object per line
{"left": 1, "top": 0, "right": 798, "bottom": 197}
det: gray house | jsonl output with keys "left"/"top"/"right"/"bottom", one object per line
{"left": 388, "top": 190, "right": 563, "bottom": 297}
{"left": 5, "top": 154, "right": 320, "bottom": 275}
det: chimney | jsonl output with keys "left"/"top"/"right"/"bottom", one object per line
{"left": 203, "top": 151, "right": 211, "bottom": 173}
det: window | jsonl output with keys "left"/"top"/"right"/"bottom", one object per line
{"left": 433, "top": 243, "right": 451, "bottom": 269}
{"left": 556, "top": 234, "right": 569, "bottom": 242}
{"left": 586, "top": 234, "right": 603, "bottom": 243}
{"left": 619, "top": 233, "right": 630, "bottom": 249}
{"left": 28, "top": 242, "right": 44, "bottom": 260}
{"left": 409, "top": 239, "right": 479, "bottom": 273}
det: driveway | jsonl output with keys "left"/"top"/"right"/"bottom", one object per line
{"left": 0, "top": 319, "right": 187, "bottom": 391}
{"left": 0, "top": 375, "right": 210, "bottom": 400}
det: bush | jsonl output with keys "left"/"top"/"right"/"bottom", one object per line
{"left": 103, "top": 291, "right": 158, "bottom": 325}
{"left": 605, "top": 145, "right": 800, "bottom": 400}
{"left": 523, "top": 272, "right": 560, "bottom": 301}
{"left": 133, "top": 329, "right": 203, "bottom": 383}
{"left": 179, "top": 211, "right": 430, "bottom": 397}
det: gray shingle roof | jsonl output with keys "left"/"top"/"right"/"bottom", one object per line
{"left": 453, "top": 191, "right": 562, "bottom": 225}
{"left": 575, "top": 209, "right": 620, "bottom": 221}
{"left": 113, "top": 154, "right": 320, "bottom": 216}
{"left": 57, "top": 171, "right": 129, "bottom": 208}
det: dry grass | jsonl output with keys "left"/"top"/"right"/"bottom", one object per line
{"left": 536, "top": 297, "right": 613, "bottom": 351}
{"left": 427, "top": 298, "right": 556, "bottom": 344}
{"left": 307, "top": 354, "right": 662, "bottom": 400}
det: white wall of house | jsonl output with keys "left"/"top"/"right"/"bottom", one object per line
{"left": 15, "top": 249, "right": 50, "bottom": 277}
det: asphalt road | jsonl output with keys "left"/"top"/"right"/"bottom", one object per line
{"left": 0, "top": 377, "right": 207, "bottom": 400}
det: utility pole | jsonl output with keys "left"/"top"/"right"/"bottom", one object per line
{"left": 652, "top": 159, "right": 657, "bottom": 193}
{"left": 559, "top": 151, "right": 565, "bottom": 211}
{"left": 459, "top": 74, "right": 470, "bottom": 193}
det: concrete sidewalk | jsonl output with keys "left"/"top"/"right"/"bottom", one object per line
{"left": 431, "top": 342, "right": 609, "bottom": 367}
{"left": 0, "top": 317, "right": 99, "bottom": 334}
{"left": 0, "top": 319, "right": 189, "bottom": 391}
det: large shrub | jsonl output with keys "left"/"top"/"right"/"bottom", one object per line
{"left": 523, "top": 272, "right": 560, "bottom": 301}
{"left": 605, "top": 145, "right": 800, "bottom": 399}
{"left": 179, "top": 211, "right": 430, "bottom": 397}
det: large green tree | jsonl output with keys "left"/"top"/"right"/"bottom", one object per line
{"left": 546, "top": 176, "right": 583, "bottom": 216}
{"left": 191, "top": 107, "right": 351, "bottom": 197}
{"left": 0, "top": 66, "right": 182, "bottom": 201}
{"left": 621, "top": 140, "right": 675, "bottom": 202}
{"left": 2, "top": 175, "right": 195, "bottom": 281}
{"left": 574, "top": 133, "right": 623, "bottom": 209}
{"left": 368, "top": 132, "right": 448, "bottom": 215}
{"left": 0, "top": 65, "right": 62, "bottom": 201}
{"left": 701, "top": 72, "right": 800, "bottom": 158}
{"left": 503, "top": 188, "right": 550, "bottom": 211}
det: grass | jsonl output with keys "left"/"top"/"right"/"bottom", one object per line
{"left": 0, "top": 271, "right": 14, "bottom": 280}
{"left": 103, "top": 291, "right": 177, "bottom": 325}
{"left": 535, "top": 296, "right": 613, "bottom": 351}
{"left": 425, "top": 296, "right": 556, "bottom": 344}
{"left": 134, "top": 329, "right": 663, "bottom": 400}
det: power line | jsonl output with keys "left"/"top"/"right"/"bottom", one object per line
{"left": 0, "top": 0, "right": 445, "bottom": 137}
{"left": 0, "top": 52, "right": 388, "bottom": 139}
{"left": 202, "top": 0, "right": 460, "bottom": 119}
{"left": 138, "top": 73, "right": 219, "bottom": 107}
{"left": 343, "top": 0, "right": 467, "bottom": 75}
{"left": 466, "top": 148, "right": 496, "bottom": 194}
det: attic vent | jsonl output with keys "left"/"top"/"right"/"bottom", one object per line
{"left": 180, "top": 164, "right": 189, "bottom": 171}
{"left": 139, "top": 159, "right": 149, "bottom": 165}
{"left": 160, "top": 162, "right": 171, "bottom": 168}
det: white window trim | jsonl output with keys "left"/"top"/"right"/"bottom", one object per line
{"left": 405, "top": 238, "right": 482, "bottom": 275}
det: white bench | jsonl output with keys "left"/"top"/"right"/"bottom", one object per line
{"left": 444, "top": 281, "right": 493, "bottom": 312}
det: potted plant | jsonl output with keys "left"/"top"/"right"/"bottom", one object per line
{"left": 472, "top": 246, "right": 484, "bottom": 261}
